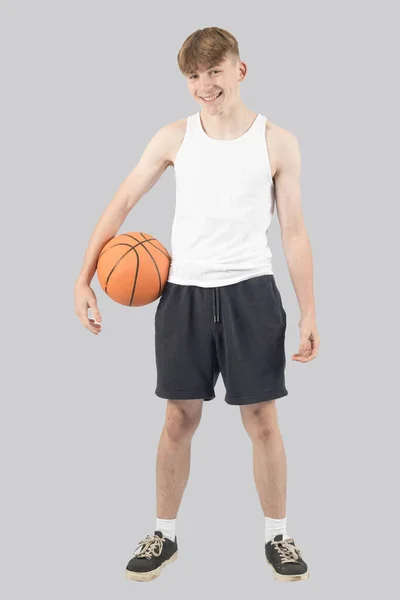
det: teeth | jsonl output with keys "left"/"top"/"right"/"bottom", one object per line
{"left": 202, "top": 93, "right": 220, "bottom": 101}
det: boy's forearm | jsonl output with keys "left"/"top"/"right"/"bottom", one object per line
{"left": 281, "top": 230, "right": 316, "bottom": 318}
{"left": 76, "top": 199, "right": 130, "bottom": 286}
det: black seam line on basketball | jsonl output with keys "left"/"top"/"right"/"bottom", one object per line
{"left": 137, "top": 233, "right": 170, "bottom": 260}
{"left": 105, "top": 247, "right": 140, "bottom": 305}
{"left": 126, "top": 233, "right": 170, "bottom": 263}
{"left": 129, "top": 247, "right": 140, "bottom": 305}
{"left": 104, "top": 245, "right": 139, "bottom": 299}
{"left": 104, "top": 246, "right": 140, "bottom": 306}
{"left": 132, "top": 233, "right": 164, "bottom": 297}
{"left": 132, "top": 233, "right": 167, "bottom": 296}
{"left": 99, "top": 243, "right": 137, "bottom": 259}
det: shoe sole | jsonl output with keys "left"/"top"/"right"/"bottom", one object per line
{"left": 266, "top": 558, "right": 309, "bottom": 582}
{"left": 125, "top": 551, "right": 178, "bottom": 582}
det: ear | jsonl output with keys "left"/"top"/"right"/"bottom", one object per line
{"left": 239, "top": 61, "right": 247, "bottom": 80}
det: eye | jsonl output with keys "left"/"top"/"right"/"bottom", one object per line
{"left": 189, "top": 70, "right": 221, "bottom": 80}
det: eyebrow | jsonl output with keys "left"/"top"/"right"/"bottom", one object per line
{"left": 188, "top": 65, "right": 222, "bottom": 75}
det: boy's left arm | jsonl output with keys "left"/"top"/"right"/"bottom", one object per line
{"left": 273, "top": 128, "right": 320, "bottom": 362}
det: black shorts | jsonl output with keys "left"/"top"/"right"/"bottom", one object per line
{"left": 154, "top": 274, "right": 288, "bottom": 406}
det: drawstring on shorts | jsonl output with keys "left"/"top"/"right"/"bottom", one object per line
{"left": 212, "top": 287, "right": 220, "bottom": 322}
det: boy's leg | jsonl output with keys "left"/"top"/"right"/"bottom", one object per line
{"left": 240, "top": 399, "right": 287, "bottom": 518}
{"left": 156, "top": 398, "right": 203, "bottom": 519}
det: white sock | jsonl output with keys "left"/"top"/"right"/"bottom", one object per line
{"left": 265, "top": 516, "right": 289, "bottom": 543}
{"left": 156, "top": 517, "right": 176, "bottom": 542}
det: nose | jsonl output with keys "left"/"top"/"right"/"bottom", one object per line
{"left": 195, "top": 73, "right": 216, "bottom": 88}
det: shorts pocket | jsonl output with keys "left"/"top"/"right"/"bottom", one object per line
{"left": 268, "top": 277, "right": 286, "bottom": 328}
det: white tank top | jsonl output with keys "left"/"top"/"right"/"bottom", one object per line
{"left": 167, "top": 111, "right": 276, "bottom": 287}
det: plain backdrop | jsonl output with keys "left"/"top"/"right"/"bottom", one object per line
{"left": 1, "top": 0, "right": 399, "bottom": 598}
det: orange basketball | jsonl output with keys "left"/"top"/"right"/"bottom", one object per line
{"left": 96, "top": 232, "right": 171, "bottom": 306}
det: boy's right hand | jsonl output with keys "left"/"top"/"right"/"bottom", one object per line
{"left": 74, "top": 281, "right": 102, "bottom": 335}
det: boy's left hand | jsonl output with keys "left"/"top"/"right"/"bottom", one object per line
{"left": 292, "top": 314, "right": 320, "bottom": 362}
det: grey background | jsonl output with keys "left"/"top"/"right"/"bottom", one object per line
{"left": 2, "top": 0, "right": 399, "bottom": 597}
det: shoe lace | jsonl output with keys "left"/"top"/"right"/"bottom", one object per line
{"left": 133, "top": 534, "right": 164, "bottom": 561}
{"left": 272, "top": 538, "right": 302, "bottom": 564}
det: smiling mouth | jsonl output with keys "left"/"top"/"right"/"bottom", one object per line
{"left": 201, "top": 91, "right": 223, "bottom": 102}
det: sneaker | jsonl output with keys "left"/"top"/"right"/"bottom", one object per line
{"left": 265, "top": 534, "right": 309, "bottom": 581}
{"left": 125, "top": 530, "right": 178, "bottom": 582}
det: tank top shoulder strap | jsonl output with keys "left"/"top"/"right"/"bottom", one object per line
{"left": 188, "top": 111, "right": 205, "bottom": 140}
{"left": 257, "top": 113, "right": 267, "bottom": 131}
{"left": 237, "top": 113, "right": 267, "bottom": 148}
{"left": 257, "top": 114, "right": 273, "bottom": 182}
{"left": 254, "top": 113, "right": 267, "bottom": 141}
{"left": 185, "top": 112, "right": 202, "bottom": 137}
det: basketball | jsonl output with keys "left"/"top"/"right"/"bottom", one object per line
{"left": 96, "top": 232, "right": 171, "bottom": 306}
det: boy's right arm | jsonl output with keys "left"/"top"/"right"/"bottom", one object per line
{"left": 74, "top": 122, "right": 177, "bottom": 334}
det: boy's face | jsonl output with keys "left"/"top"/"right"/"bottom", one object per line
{"left": 186, "top": 56, "right": 245, "bottom": 111}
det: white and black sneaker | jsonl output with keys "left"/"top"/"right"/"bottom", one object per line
{"left": 265, "top": 534, "right": 309, "bottom": 581}
{"left": 125, "top": 530, "right": 178, "bottom": 582}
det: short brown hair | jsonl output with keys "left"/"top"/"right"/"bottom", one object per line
{"left": 177, "top": 27, "right": 240, "bottom": 76}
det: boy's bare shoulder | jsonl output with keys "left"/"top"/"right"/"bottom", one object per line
{"left": 168, "top": 117, "right": 188, "bottom": 133}
{"left": 264, "top": 119, "right": 299, "bottom": 179}
{"left": 265, "top": 118, "right": 298, "bottom": 145}
{"left": 163, "top": 117, "right": 187, "bottom": 166}
{"left": 157, "top": 118, "right": 188, "bottom": 166}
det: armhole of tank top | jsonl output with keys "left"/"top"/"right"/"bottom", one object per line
{"left": 262, "top": 117, "right": 274, "bottom": 186}
{"left": 173, "top": 116, "right": 190, "bottom": 168}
